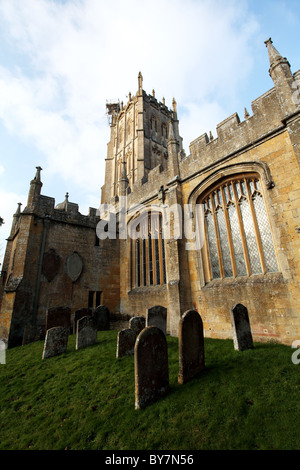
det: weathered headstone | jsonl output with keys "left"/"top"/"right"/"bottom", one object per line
{"left": 0, "top": 340, "right": 7, "bottom": 364}
{"left": 178, "top": 310, "right": 205, "bottom": 384}
{"left": 129, "top": 316, "right": 145, "bottom": 335}
{"left": 230, "top": 303, "right": 254, "bottom": 351}
{"left": 134, "top": 326, "right": 169, "bottom": 410}
{"left": 73, "top": 308, "right": 93, "bottom": 333}
{"left": 46, "top": 306, "right": 71, "bottom": 332}
{"left": 116, "top": 328, "right": 137, "bottom": 358}
{"left": 93, "top": 305, "right": 110, "bottom": 330}
{"left": 146, "top": 306, "right": 167, "bottom": 335}
{"left": 42, "top": 326, "right": 69, "bottom": 359}
{"left": 22, "top": 325, "right": 45, "bottom": 345}
{"left": 76, "top": 315, "right": 97, "bottom": 350}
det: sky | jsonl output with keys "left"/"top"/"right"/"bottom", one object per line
{"left": 0, "top": 0, "right": 300, "bottom": 264}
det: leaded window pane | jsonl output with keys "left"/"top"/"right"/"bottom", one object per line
{"left": 206, "top": 211, "right": 221, "bottom": 279}
{"left": 148, "top": 235, "right": 153, "bottom": 285}
{"left": 239, "top": 197, "right": 262, "bottom": 274}
{"left": 136, "top": 239, "right": 140, "bottom": 287}
{"left": 227, "top": 203, "right": 247, "bottom": 276}
{"left": 162, "top": 237, "right": 167, "bottom": 284}
{"left": 253, "top": 194, "right": 278, "bottom": 272}
{"left": 155, "top": 238, "right": 160, "bottom": 284}
{"left": 202, "top": 175, "right": 278, "bottom": 281}
{"left": 216, "top": 208, "right": 233, "bottom": 277}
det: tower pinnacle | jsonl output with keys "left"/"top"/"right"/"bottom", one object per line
{"left": 138, "top": 71, "right": 143, "bottom": 95}
{"left": 264, "top": 38, "right": 298, "bottom": 116}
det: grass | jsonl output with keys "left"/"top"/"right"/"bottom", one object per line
{"left": 0, "top": 331, "right": 300, "bottom": 450}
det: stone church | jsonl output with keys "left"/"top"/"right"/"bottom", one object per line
{"left": 1, "top": 39, "right": 299, "bottom": 348}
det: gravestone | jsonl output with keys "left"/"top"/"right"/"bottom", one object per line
{"left": 73, "top": 308, "right": 93, "bottom": 333}
{"left": 42, "top": 326, "right": 69, "bottom": 359}
{"left": 76, "top": 315, "right": 97, "bottom": 350}
{"left": 129, "top": 316, "right": 145, "bottom": 335}
{"left": 93, "top": 305, "right": 110, "bottom": 330}
{"left": 46, "top": 306, "right": 71, "bottom": 332}
{"left": 134, "top": 326, "right": 169, "bottom": 410}
{"left": 0, "top": 340, "right": 7, "bottom": 364}
{"left": 146, "top": 306, "right": 167, "bottom": 335}
{"left": 178, "top": 310, "right": 205, "bottom": 384}
{"left": 230, "top": 303, "right": 254, "bottom": 351}
{"left": 116, "top": 328, "right": 137, "bottom": 358}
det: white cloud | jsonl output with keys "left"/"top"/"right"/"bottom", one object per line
{"left": 0, "top": 0, "right": 259, "bottom": 196}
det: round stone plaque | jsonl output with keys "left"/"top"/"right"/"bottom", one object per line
{"left": 66, "top": 252, "right": 83, "bottom": 282}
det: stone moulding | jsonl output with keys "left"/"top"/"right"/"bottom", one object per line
{"left": 187, "top": 160, "right": 275, "bottom": 208}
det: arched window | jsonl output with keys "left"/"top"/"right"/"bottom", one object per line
{"left": 200, "top": 174, "right": 278, "bottom": 281}
{"left": 131, "top": 212, "right": 166, "bottom": 288}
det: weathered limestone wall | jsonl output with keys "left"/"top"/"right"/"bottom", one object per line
{"left": 182, "top": 117, "right": 300, "bottom": 344}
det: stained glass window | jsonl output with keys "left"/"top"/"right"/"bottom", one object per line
{"left": 202, "top": 175, "right": 278, "bottom": 281}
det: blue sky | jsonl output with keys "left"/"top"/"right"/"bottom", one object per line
{"left": 0, "top": 0, "right": 299, "bottom": 263}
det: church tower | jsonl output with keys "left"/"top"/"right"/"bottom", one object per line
{"left": 101, "top": 72, "right": 184, "bottom": 204}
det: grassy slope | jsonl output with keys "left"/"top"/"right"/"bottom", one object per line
{"left": 0, "top": 331, "right": 300, "bottom": 450}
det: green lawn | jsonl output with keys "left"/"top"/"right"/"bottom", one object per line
{"left": 0, "top": 331, "right": 299, "bottom": 450}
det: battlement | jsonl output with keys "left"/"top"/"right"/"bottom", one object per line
{"left": 22, "top": 192, "right": 99, "bottom": 228}
{"left": 181, "top": 86, "right": 284, "bottom": 178}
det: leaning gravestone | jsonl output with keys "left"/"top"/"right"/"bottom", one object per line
{"left": 178, "top": 310, "right": 205, "bottom": 384}
{"left": 42, "top": 326, "right": 69, "bottom": 359}
{"left": 129, "top": 316, "right": 145, "bottom": 335}
{"left": 134, "top": 326, "right": 169, "bottom": 409}
{"left": 116, "top": 328, "right": 137, "bottom": 358}
{"left": 93, "top": 305, "right": 110, "bottom": 330}
{"left": 46, "top": 306, "right": 71, "bottom": 332}
{"left": 146, "top": 306, "right": 167, "bottom": 335}
{"left": 76, "top": 315, "right": 97, "bottom": 350}
{"left": 230, "top": 303, "right": 254, "bottom": 351}
{"left": 73, "top": 308, "right": 93, "bottom": 333}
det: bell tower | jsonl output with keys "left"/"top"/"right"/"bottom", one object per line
{"left": 101, "top": 72, "right": 183, "bottom": 204}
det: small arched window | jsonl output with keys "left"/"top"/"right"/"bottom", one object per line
{"left": 200, "top": 174, "right": 278, "bottom": 281}
{"left": 131, "top": 212, "right": 166, "bottom": 288}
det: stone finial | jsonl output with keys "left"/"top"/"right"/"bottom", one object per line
{"left": 152, "top": 89, "right": 155, "bottom": 98}
{"left": 244, "top": 107, "right": 250, "bottom": 119}
{"left": 15, "top": 202, "right": 22, "bottom": 216}
{"left": 264, "top": 37, "right": 289, "bottom": 69}
{"left": 162, "top": 97, "right": 165, "bottom": 105}
{"left": 138, "top": 71, "right": 143, "bottom": 94}
{"left": 34, "top": 166, "right": 42, "bottom": 182}
{"left": 172, "top": 97, "right": 177, "bottom": 113}
{"left": 264, "top": 37, "right": 273, "bottom": 47}
{"left": 209, "top": 131, "right": 214, "bottom": 141}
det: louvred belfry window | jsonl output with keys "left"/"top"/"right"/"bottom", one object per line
{"left": 202, "top": 175, "right": 278, "bottom": 281}
{"left": 131, "top": 212, "right": 166, "bottom": 288}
